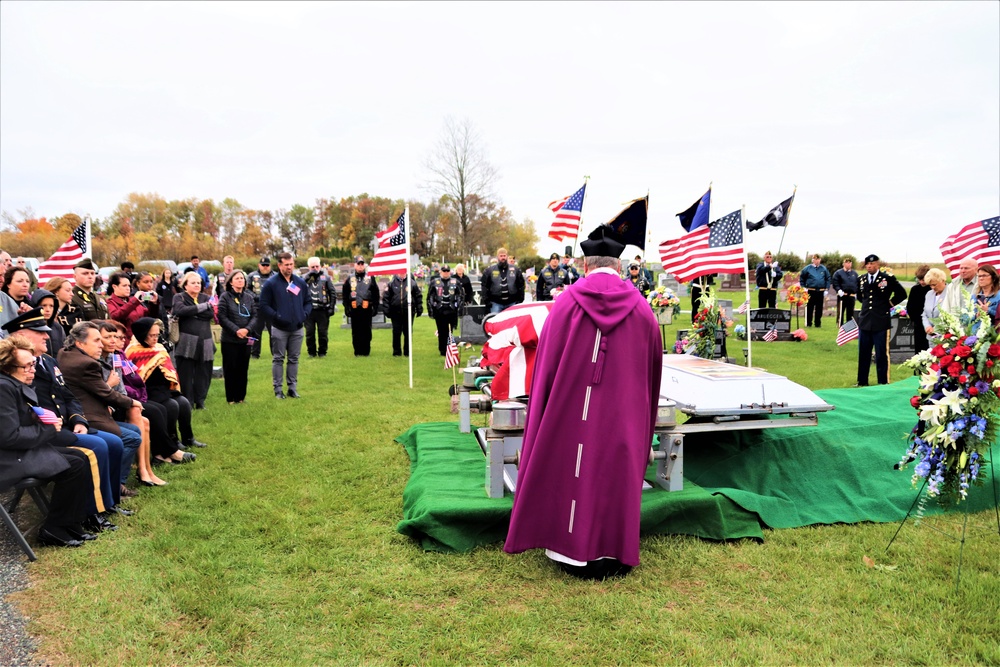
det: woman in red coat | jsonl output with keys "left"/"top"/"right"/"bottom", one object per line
{"left": 106, "top": 272, "right": 151, "bottom": 343}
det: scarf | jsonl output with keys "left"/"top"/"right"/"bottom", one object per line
{"left": 125, "top": 338, "right": 180, "bottom": 393}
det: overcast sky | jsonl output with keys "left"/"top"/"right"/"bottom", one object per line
{"left": 2, "top": 1, "right": 997, "bottom": 264}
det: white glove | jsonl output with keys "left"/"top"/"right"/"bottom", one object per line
{"left": 837, "top": 289, "right": 844, "bottom": 297}
{"left": 771, "top": 262, "right": 779, "bottom": 269}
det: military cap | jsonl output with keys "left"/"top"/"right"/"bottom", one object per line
{"left": 549, "top": 253, "right": 560, "bottom": 260}
{"left": 864, "top": 254, "right": 879, "bottom": 263}
{"left": 1, "top": 306, "right": 52, "bottom": 334}
{"left": 74, "top": 258, "right": 98, "bottom": 271}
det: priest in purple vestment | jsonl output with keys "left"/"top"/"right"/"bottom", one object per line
{"left": 504, "top": 224, "right": 663, "bottom": 579}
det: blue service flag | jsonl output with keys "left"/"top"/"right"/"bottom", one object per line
{"left": 677, "top": 189, "right": 711, "bottom": 232}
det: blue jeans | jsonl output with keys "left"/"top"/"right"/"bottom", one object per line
{"left": 73, "top": 430, "right": 124, "bottom": 509}
{"left": 489, "top": 302, "right": 515, "bottom": 315}
{"left": 271, "top": 326, "right": 303, "bottom": 393}
{"left": 116, "top": 422, "right": 142, "bottom": 487}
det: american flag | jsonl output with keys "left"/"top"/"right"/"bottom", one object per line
{"left": 659, "top": 209, "right": 745, "bottom": 283}
{"left": 547, "top": 184, "right": 586, "bottom": 241}
{"left": 368, "top": 210, "right": 408, "bottom": 276}
{"left": 836, "top": 318, "right": 860, "bottom": 346}
{"left": 737, "top": 299, "right": 750, "bottom": 314}
{"left": 36, "top": 221, "right": 88, "bottom": 284}
{"left": 444, "top": 330, "right": 460, "bottom": 369}
{"left": 939, "top": 216, "right": 1000, "bottom": 279}
{"left": 31, "top": 405, "right": 61, "bottom": 425}
{"left": 762, "top": 327, "right": 778, "bottom": 342}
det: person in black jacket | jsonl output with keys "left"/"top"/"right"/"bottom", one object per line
{"left": 906, "top": 264, "right": 932, "bottom": 353}
{"left": 480, "top": 248, "right": 524, "bottom": 314}
{"left": 832, "top": 257, "right": 860, "bottom": 324}
{"left": 0, "top": 335, "right": 96, "bottom": 547}
{"left": 754, "top": 251, "right": 783, "bottom": 309}
{"left": 382, "top": 273, "right": 422, "bottom": 356}
{"left": 304, "top": 257, "right": 337, "bottom": 358}
{"left": 454, "top": 264, "right": 475, "bottom": 307}
{"left": 216, "top": 271, "right": 260, "bottom": 403}
{"left": 537, "top": 254, "right": 571, "bottom": 301}
{"left": 856, "top": 254, "right": 907, "bottom": 386}
{"left": 427, "top": 265, "right": 464, "bottom": 356}
{"left": 341, "top": 256, "right": 379, "bottom": 357}
{"left": 171, "top": 272, "right": 216, "bottom": 409}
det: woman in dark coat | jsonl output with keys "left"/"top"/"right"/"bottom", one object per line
{"left": 155, "top": 269, "right": 178, "bottom": 325}
{"left": 0, "top": 335, "right": 95, "bottom": 547}
{"left": 216, "top": 270, "right": 259, "bottom": 404}
{"left": 171, "top": 272, "right": 216, "bottom": 409}
{"left": 906, "top": 264, "right": 931, "bottom": 353}
{"left": 31, "top": 288, "right": 65, "bottom": 356}
{"left": 455, "top": 264, "right": 475, "bottom": 308}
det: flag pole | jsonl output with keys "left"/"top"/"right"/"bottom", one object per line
{"left": 572, "top": 175, "right": 590, "bottom": 258}
{"left": 84, "top": 215, "right": 93, "bottom": 260}
{"left": 449, "top": 326, "right": 459, "bottom": 390}
{"left": 404, "top": 205, "right": 413, "bottom": 389}
{"left": 743, "top": 204, "right": 752, "bottom": 368}
{"left": 775, "top": 184, "right": 797, "bottom": 257}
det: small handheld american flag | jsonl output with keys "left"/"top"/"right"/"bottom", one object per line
{"left": 445, "top": 331, "right": 461, "bottom": 369}
{"left": 762, "top": 327, "right": 778, "bottom": 342}
{"left": 31, "top": 406, "right": 61, "bottom": 425}
{"left": 836, "top": 319, "right": 860, "bottom": 346}
{"left": 737, "top": 299, "right": 750, "bottom": 315}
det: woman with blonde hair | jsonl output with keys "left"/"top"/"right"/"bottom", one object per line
{"left": 172, "top": 271, "right": 216, "bottom": 410}
{"left": 921, "top": 268, "right": 949, "bottom": 335}
{"left": 44, "top": 276, "right": 80, "bottom": 335}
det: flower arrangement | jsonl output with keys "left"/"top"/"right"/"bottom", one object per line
{"left": 733, "top": 324, "right": 747, "bottom": 340}
{"left": 647, "top": 286, "right": 681, "bottom": 315}
{"left": 899, "top": 305, "right": 998, "bottom": 503}
{"left": 526, "top": 274, "right": 538, "bottom": 285}
{"left": 786, "top": 284, "right": 808, "bottom": 307}
{"left": 791, "top": 328, "right": 808, "bottom": 341}
{"left": 681, "top": 290, "right": 720, "bottom": 359}
{"left": 413, "top": 265, "right": 429, "bottom": 281}
{"left": 673, "top": 339, "right": 686, "bottom": 354}
{"left": 890, "top": 303, "right": 908, "bottom": 318}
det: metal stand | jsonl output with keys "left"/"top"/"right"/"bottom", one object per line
{"left": 885, "top": 446, "right": 999, "bottom": 591}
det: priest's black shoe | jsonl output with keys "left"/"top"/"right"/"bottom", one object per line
{"left": 64, "top": 525, "right": 99, "bottom": 541}
{"left": 287, "top": 389, "right": 300, "bottom": 398}
{"left": 37, "top": 527, "right": 84, "bottom": 548}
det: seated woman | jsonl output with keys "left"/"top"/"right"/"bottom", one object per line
{"left": 974, "top": 263, "right": 1000, "bottom": 325}
{"left": 921, "top": 268, "right": 949, "bottom": 336}
{"left": 126, "top": 318, "right": 207, "bottom": 450}
{"left": 0, "top": 335, "right": 97, "bottom": 547}
{"left": 44, "top": 276, "right": 81, "bottom": 336}
{"left": 98, "top": 321, "right": 186, "bottom": 483}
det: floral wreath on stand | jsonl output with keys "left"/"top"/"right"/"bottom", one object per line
{"left": 899, "top": 302, "right": 998, "bottom": 505}
{"left": 647, "top": 286, "right": 681, "bottom": 316}
{"left": 679, "top": 289, "right": 721, "bottom": 359}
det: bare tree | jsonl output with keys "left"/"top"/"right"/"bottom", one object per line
{"left": 424, "top": 117, "right": 499, "bottom": 254}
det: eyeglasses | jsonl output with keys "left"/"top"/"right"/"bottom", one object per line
{"left": 16, "top": 361, "right": 37, "bottom": 371}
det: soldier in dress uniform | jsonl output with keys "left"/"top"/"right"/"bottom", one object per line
{"left": 382, "top": 273, "right": 423, "bottom": 356}
{"left": 427, "top": 265, "right": 465, "bottom": 356}
{"left": 69, "top": 259, "right": 108, "bottom": 322}
{"left": 246, "top": 257, "right": 274, "bottom": 359}
{"left": 754, "top": 251, "right": 783, "bottom": 309}
{"left": 342, "top": 256, "right": 379, "bottom": 356}
{"left": 856, "top": 253, "right": 907, "bottom": 386}
{"left": 536, "top": 253, "right": 571, "bottom": 301}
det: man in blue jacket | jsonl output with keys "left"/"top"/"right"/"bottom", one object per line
{"left": 799, "top": 254, "right": 832, "bottom": 328}
{"left": 259, "top": 253, "right": 311, "bottom": 399}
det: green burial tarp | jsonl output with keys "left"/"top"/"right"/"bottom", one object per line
{"left": 396, "top": 378, "right": 996, "bottom": 553}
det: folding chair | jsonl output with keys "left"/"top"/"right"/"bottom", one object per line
{"left": 1, "top": 478, "right": 52, "bottom": 562}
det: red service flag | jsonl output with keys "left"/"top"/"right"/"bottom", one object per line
{"left": 36, "top": 221, "right": 88, "bottom": 284}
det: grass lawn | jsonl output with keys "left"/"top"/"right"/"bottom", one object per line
{"left": 12, "top": 301, "right": 1000, "bottom": 666}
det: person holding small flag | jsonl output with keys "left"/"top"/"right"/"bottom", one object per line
{"left": 341, "top": 256, "right": 379, "bottom": 357}
{"left": 260, "top": 252, "right": 311, "bottom": 397}
{"left": 856, "top": 253, "right": 906, "bottom": 386}
{"left": 427, "top": 265, "right": 464, "bottom": 356}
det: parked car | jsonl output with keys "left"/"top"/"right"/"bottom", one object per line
{"left": 137, "top": 259, "right": 179, "bottom": 277}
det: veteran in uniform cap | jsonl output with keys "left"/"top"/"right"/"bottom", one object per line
{"left": 536, "top": 253, "right": 570, "bottom": 301}
{"left": 69, "top": 259, "right": 109, "bottom": 322}
{"left": 342, "top": 256, "right": 379, "bottom": 356}
{"left": 856, "top": 253, "right": 907, "bottom": 386}
{"left": 505, "top": 224, "right": 662, "bottom": 579}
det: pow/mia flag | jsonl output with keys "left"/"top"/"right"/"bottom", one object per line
{"left": 747, "top": 193, "right": 795, "bottom": 232}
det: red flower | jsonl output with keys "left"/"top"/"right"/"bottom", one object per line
{"left": 967, "top": 364, "right": 976, "bottom": 373}
{"left": 931, "top": 363, "right": 940, "bottom": 371}
{"left": 959, "top": 375, "right": 968, "bottom": 384}
{"left": 947, "top": 362, "right": 962, "bottom": 376}
{"left": 989, "top": 344, "right": 1000, "bottom": 357}
{"left": 988, "top": 360, "right": 995, "bottom": 368}
{"left": 995, "top": 386, "right": 1000, "bottom": 397}
{"left": 930, "top": 345, "right": 947, "bottom": 358}
{"left": 940, "top": 355, "right": 954, "bottom": 367}
{"left": 910, "top": 396, "right": 921, "bottom": 408}
{"left": 969, "top": 387, "right": 979, "bottom": 396}
{"left": 943, "top": 333, "right": 953, "bottom": 340}
{"left": 953, "top": 345, "right": 972, "bottom": 358}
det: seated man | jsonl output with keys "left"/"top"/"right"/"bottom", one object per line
{"left": 4, "top": 308, "right": 124, "bottom": 532}
{"left": 57, "top": 321, "right": 142, "bottom": 515}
